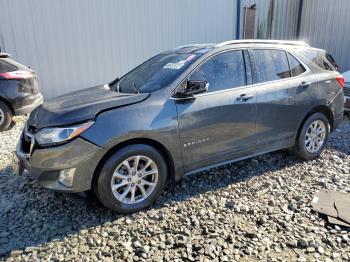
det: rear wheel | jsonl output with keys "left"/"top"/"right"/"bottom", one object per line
{"left": 94, "top": 144, "right": 167, "bottom": 213}
{"left": 294, "top": 112, "right": 329, "bottom": 160}
{"left": 0, "top": 101, "right": 12, "bottom": 132}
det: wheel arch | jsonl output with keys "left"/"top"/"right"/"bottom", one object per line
{"left": 0, "top": 96, "right": 14, "bottom": 114}
{"left": 296, "top": 104, "right": 334, "bottom": 142}
{"left": 92, "top": 137, "right": 176, "bottom": 189}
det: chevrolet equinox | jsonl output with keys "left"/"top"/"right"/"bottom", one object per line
{"left": 13, "top": 40, "right": 344, "bottom": 213}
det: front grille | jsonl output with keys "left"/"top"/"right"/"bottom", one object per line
{"left": 344, "top": 83, "right": 350, "bottom": 97}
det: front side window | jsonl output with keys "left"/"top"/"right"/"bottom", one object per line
{"left": 287, "top": 53, "right": 306, "bottom": 77}
{"left": 189, "top": 50, "right": 246, "bottom": 92}
{"left": 252, "top": 49, "right": 291, "bottom": 83}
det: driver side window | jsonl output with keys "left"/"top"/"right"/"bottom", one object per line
{"left": 189, "top": 50, "right": 246, "bottom": 93}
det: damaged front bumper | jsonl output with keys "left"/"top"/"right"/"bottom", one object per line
{"left": 13, "top": 136, "right": 106, "bottom": 192}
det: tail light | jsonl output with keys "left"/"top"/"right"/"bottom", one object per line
{"left": 0, "top": 70, "right": 33, "bottom": 80}
{"left": 336, "top": 75, "right": 345, "bottom": 89}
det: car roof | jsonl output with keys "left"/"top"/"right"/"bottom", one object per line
{"left": 173, "top": 44, "right": 215, "bottom": 54}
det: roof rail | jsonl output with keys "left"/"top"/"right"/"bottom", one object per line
{"left": 216, "top": 39, "right": 309, "bottom": 47}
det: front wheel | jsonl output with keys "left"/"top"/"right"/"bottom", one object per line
{"left": 94, "top": 144, "right": 168, "bottom": 213}
{"left": 294, "top": 112, "right": 329, "bottom": 160}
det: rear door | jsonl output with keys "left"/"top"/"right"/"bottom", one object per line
{"left": 297, "top": 49, "right": 343, "bottom": 120}
{"left": 250, "top": 48, "right": 310, "bottom": 151}
{"left": 175, "top": 49, "right": 257, "bottom": 172}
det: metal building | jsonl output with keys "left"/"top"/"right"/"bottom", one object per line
{"left": 0, "top": 0, "right": 349, "bottom": 99}
{"left": 0, "top": 0, "right": 237, "bottom": 99}
{"left": 238, "top": 0, "right": 350, "bottom": 72}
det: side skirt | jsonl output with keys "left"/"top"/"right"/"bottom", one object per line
{"left": 184, "top": 144, "right": 292, "bottom": 177}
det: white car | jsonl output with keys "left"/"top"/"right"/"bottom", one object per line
{"left": 343, "top": 71, "right": 350, "bottom": 112}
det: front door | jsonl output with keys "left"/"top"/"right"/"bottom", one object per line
{"left": 175, "top": 50, "right": 257, "bottom": 172}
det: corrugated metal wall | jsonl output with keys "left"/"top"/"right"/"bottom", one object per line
{"left": 239, "top": 0, "right": 350, "bottom": 72}
{"left": 239, "top": 0, "right": 270, "bottom": 39}
{"left": 239, "top": 0, "right": 299, "bottom": 40}
{"left": 272, "top": 0, "right": 299, "bottom": 40}
{"left": 1, "top": 0, "right": 349, "bottom": 99}
{"left": 0, "top": 0, "right": 237, "bottom": 99}
{"left": 299, "top": 0, "right": 350, "bottom": 72}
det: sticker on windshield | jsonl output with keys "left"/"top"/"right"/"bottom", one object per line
{"left": 163, "top": 60, "right": 186, "bottom": 70}
{"left": 186, "top": 54, "right": 196, "bottom": 61}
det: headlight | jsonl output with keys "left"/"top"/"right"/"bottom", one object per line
{"left": 35, "top": 121, "right": 94, "bottom": 146}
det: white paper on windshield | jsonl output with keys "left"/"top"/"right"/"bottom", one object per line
{"left": 163, "top": 60, "right": 186, "bottom": 70}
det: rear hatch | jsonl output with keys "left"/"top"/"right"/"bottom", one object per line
{"left": 0, "top": 53, "right": 39, "bottom": 94}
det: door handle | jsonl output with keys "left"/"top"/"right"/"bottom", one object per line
{"left": 299, "top": 82, "right": 310, "bottom": 89}
{"left": 237, "top": 94, "right": 254, "bottom": 102}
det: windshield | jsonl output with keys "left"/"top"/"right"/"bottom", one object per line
{"left": 117, "top": 52, "right": 201, "bottom": 93}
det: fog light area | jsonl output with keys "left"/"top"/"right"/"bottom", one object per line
{"left": 58, "top": 168, "right": 76, "bottom": 187}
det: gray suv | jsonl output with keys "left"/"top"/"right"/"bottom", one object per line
{"left": 13, "top": 40, "right": 344, "bottom": 213}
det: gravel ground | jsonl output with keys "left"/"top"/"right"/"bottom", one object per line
{"left": 0, "top": 115, "right": 349, "bottom": 262}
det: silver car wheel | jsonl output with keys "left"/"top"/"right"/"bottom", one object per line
{"left": 0, "top": 108, "right": 4, "bottom": 125}
{"left": 305, "top": 120, "right": 326, "bottom": 153}
{"left": 111, "top": 155, "right": 158, "bottom": 204}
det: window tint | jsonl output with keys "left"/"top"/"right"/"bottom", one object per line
{"left": 287, "top": 53, "right": 306, "bottom": 77}
{"left": 300, "top": 50, "right": 335, "bottom": 71}
{"left": 252, "top": 49, "right": 291, "bottom": 83}
{"left": 189, "top": 50, "right": 246, "bottom": 92}
{"left": 0, "top": 59, "right": 17, "bottom": 73}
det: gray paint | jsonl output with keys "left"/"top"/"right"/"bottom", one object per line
{"left": 0, "top": 0, "right": 237, "bottom": 99}
{"left": 15, "top": 42, "right": 344, "bottom": 192}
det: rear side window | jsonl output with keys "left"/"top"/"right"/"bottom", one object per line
{"left": 252, "top": 49, "right": 291, "bottom": 83}
{"left": 325, "top": 53, "right": 338, "bottom": 70}
{"left": 189, "top": 50, "right": 246, "bottom": 92}
{"left": 0, "top": 59, "right": 17, "bottom": 73}
{"left": 287, "top": 53, "right": 306, "bottom": 77}
{"left": 300, "top": 50, "right": 335, "bottom": 71}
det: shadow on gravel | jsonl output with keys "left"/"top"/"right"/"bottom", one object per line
{"left": 327, "top": 119, "right": 350, "bottom": 155}
{"left": 0, "top": 149, "right": 302, "bottom": 257}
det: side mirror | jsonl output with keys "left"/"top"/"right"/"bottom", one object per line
{"left": 175, "top": 80, "right": 208, "bottom": 99}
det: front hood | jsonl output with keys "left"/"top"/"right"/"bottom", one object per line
{"left": 27, "top": 85, "right": 149, "bottom": 129}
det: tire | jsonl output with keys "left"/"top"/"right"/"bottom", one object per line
{"left": 94, "top": 144, "right": 168, "bottom": 213}
{"left": 0, "top": 101, "right": 12, "bottom": 132}
{"left": 294, "top": 112, "right": 330, "bottom": 160}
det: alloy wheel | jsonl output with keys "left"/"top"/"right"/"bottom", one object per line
{"left": 110, "top": 155, "right": 159, "bottom": 204}
{"left": 304, "top": 120, "right": 326, "bottom": 153}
